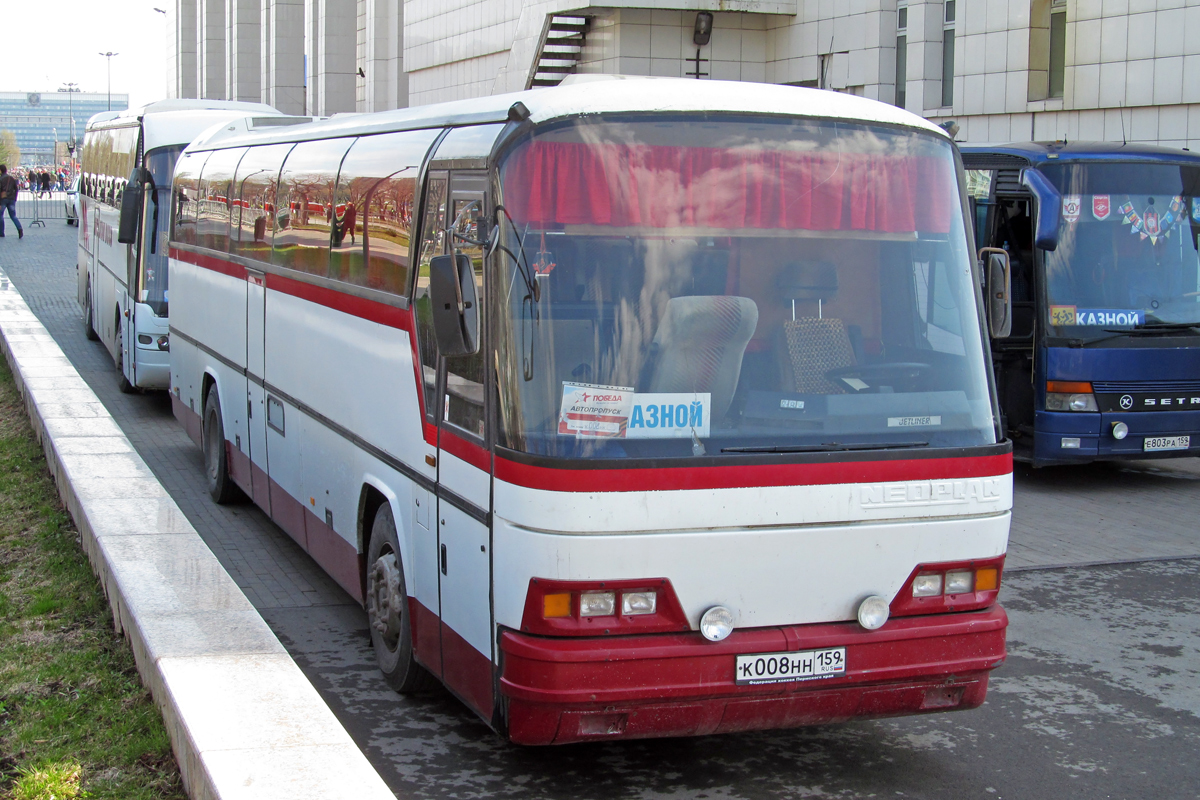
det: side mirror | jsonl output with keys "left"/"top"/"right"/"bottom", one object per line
{"left": 1020, "top": 168, "right": 1061, "bottom": 251}
{"left": 979, "top": 247, "right": 1012, "bottom": 338}
{"left": 429, "top": 253, "right": 480, "bottom": 356}
{"left": 118, "top": 166, "right": 150, "bottom": 244}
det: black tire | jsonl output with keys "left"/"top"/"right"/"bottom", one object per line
{"left": 366, "top": 504, "right": 436, "bottom": 693}
{"left": 203, "top": 383, "right": 243, "bottom": 504}
{"left": 115, "top": 322, "right": 135, "bottom": 394}
{"left": 83, "top": 281, "right": 98, "bottom": 341}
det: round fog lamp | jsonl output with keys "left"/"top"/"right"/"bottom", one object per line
{"left": 1112, "top": 421, "right": 1129, "bottom": 440}
{"left": 699, "top": 606, "right": 735, "bottom": 641}
{"left": 857, "top": 595, "right": 890, "bottom": 631}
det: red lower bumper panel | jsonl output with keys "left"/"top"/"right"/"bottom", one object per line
{"left": 501, "top": 606, "right": 1007, "bottom": 745}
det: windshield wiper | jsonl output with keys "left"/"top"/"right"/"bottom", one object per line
{"left": 1101, "top": 322, "right": 1200, "bottom": 335}
{"left": 722, "top": 441, "right": 928, "bottom": 454}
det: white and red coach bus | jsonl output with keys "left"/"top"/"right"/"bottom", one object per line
{"left": 168, "top": 76, "right": 1014, "bottom": 745}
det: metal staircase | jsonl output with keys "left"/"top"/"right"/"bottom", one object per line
{"left": 527, "top": 15, "right": 591, "bottom": 89}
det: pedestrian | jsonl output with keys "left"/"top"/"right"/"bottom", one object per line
{"left": 0, "top": 165, "right": 24, "bottom": 239}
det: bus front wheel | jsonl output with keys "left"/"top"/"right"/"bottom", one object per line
{"left": 367, "top": 504, "right": 435, "bottom": 694}
{"left": 115, "top": 323, "right": 135, "bottom": 394}
{"left": 203, "top": 384, "right": 242, "bottom": 504}
{"left": 83, "top": 282, "right": 98, "bottom": 341}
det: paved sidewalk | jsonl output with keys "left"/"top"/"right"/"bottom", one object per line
{"left": 0, "top": 254, "right": 394, "bottom": 799}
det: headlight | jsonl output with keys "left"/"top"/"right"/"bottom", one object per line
{"left": 912, "top": 573, "right": 943, "bottom": 597}
{"left": 621, "top": 591, "right": 657, "bottom": 615}
{"left": 944, "top": 570, "right": 974, "bottom": 594}
{"left": 579, "top": 591, "right": 615, "bottom": 617}
{"left": 857, "top": 595, "right": 890, "bottom": 630}
{"left": 1046, "top": 381, "right": 1098, "bottom": 412}
{"left": 699, "top": 606, "right": 734, "bottom": 641}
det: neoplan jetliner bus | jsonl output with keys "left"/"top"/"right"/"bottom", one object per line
{"left": 167, "top": 76, "right": 1014, "bottom": 744}
{"left": 963, "top": 142, "right": 1200, "bottom": 465}
{"left": 78, "top": 99, "right": 297, "bottom": 391}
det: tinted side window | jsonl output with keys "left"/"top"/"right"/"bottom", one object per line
{"left": 195, "top": 147, "right": 247, "bottom": 253}
{"left": 171, "top": 150, "right": 209, "bottom": 247}
{"left": 413, "top": 173, "right": 448, "bottom": 419}
{"left": 329, "top": 129, "right": 439, "bottom": 295}
{"left": 231, "top": 143, "right": 293, "bottom": 261}
{"left": 273, "top": 138, "right": 354, "bottom": 276}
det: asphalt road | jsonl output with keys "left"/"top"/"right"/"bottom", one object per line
{"left": 3, "top": 224, "right": 1198, "bottom": 799}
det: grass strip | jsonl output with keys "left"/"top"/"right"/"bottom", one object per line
{"left": 0, "top": 355, "right": 185, "bottom": 799}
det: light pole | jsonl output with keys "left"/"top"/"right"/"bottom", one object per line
{"left": 153, "top": 8, "right": 168, "bottom": 99}
{"left": 60, "top": 82, "right": 78, "bottom": 157}
{"left": 99, "top": 52, "right": 119, "bottom": 110}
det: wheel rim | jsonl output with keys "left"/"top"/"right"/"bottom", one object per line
{"left": 367, "top": 548, "right": 404, "bottom": 651}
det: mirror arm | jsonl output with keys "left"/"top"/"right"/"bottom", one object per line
{"left": 1020, "top": 168, "right": 1061, "bottom": 251}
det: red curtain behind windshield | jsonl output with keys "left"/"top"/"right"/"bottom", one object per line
{"left": 503, "top": 141, "right": 955, "bottom": 234}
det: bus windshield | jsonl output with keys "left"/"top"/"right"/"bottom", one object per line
{"left": 1038, "top": 162, "right": 1200, "bottom": 338}
{"left": 494, "top": 116, "right": 997, "bottom": 460}
{"left": 140, "top": 145, "right": 184, "bottom": 316}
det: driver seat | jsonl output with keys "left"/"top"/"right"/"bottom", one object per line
{"left": 785, "top": 317, "right": 856, "bottom": 395}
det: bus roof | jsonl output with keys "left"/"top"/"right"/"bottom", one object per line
{"left": 85, "top": 99, "right": 281, "bottom": 131}
{"left": 960, "top": 140, "right": 1200, "bottom": 166}
{"left": 188, "top": 76, "right": 950, "bottom": 152}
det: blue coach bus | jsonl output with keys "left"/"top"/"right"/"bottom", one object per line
{"left": 962, "top": 142, "right": 1200, "bottom": 466}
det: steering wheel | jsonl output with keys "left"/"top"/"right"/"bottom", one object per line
{"left": 824, "top": 362, "right": 932, "bottom": 386}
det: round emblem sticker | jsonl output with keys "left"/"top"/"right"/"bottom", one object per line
{"left": 1120, "top": 395, "right": 1133, "bottom": 409}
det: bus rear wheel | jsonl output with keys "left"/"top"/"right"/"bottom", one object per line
{"left": 203, "top": 384, "right": 243, "bottom": 504}
{"left": 367, "top": 504, "right": 435, "bottom": 694}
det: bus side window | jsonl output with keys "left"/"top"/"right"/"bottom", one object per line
{"left": 171, "top": 150, "right": 207, "bottom": 247}
{"left": 413, "top": 173, "right": 448, "bottom": 421}
{"left": 330, "top": 129, "right": 439, "bottom": 294}
{"left": 231, "top": 143, "right": 292, "bottom": 261}
{"left": 195, "top": 147, "right": 247, "bottom": 254}
{"left": 273, "top": 137, "right": 355, "bottom": 277}
{"left": 443, "top": 187, "right": 487, "bottom": 440}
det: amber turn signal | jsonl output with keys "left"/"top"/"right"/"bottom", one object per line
{"left": 1046, "top": 380, "right": 1093, "bottom": 394}
{"left": 543, "top": 592, "right": 571, "bottom": 618}
{"left": 974, "top": 568, "right": 999, "bottom": 591}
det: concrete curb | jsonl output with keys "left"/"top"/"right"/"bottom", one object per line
{"left": 0, "top": 271, "right": 395, "bottom": 800}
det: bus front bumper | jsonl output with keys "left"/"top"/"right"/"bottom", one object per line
{"left": 1034, "top": 409, "right": 1200, "bottom": 464}
{"left": 500, "top": 605, "right": 1007, "bottom": 745}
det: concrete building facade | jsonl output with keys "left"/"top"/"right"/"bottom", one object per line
{"left": 170, "top": 0, "right": 1200, "bottom": 149}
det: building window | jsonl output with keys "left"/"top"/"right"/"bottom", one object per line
{"left": 1049, "top": 0, "right": 1066, "bottom": 98}
{"left": 896, "top": 3, "right": 908, "bottom": 108}
{"left": 941, "top": 1, "right": 955, "bottom": 108}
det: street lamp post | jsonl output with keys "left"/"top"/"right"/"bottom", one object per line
{"left": 154, "top": 8, "right": 168, "bottom": 99}
{"left": 99, "top": 52, "right": 119, "bottom": 110}
{"left": 60, "top": 82, "right": 77, "bottom": 155}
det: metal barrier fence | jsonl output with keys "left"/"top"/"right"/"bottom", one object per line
{"left": 9, "top": 190, "right": 76, "bottom": 228}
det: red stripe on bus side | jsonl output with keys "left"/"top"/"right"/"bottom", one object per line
{"left": 440, "top": 429, "right": 491, "bottom": 472}
{"left": 171, "top": 247, "right": 414, "bottom": 332}
{"left": 267, "top": 272, "right": 412, "bottom": 332}
{"left": 170, "top": 246, "right": 245, "bottom": 280}
{"left": 494, "top": 452, "right": 1012, "bottom": 493}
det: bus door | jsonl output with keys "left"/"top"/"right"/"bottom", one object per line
{"left": 246, "top": 267, "right": 271, "bottom": 510}
{"left": 435, "top": 173, "right": 493, "bottom": 718}
{"left": 969, "top": 165, "right": 1038, "bottom": 450}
